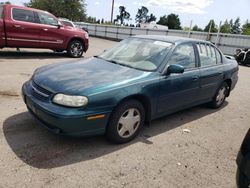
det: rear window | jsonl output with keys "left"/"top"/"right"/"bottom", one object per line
{"left": 0, "top": 6, "right": 3, "bottom": 19}
{"left": 12, "top": 8, "right": 35, "bottom": 23}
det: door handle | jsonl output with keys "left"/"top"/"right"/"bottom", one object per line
{"left": 192, "top": 76, "right": 199, "bottom": 81}
{"left": 14, "top": 25, "right": 21, "bottom": 28}
{"left": 42, "top": 28, "right": 48, "bottom": 31}
{"left": 13, "top": 25, "right": 24, "bottom": 29}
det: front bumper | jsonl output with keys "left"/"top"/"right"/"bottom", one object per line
{"left": 22, "top": 81, "right": 111, "bottom": 137}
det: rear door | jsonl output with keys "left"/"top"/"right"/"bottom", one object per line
{"left": 4, "top": 7, "right": 40, "bottom": 47}
{"left": 35, "top": 11, "right": 66, "bottom": 49}
{"left": 157, "top": 42, "right": 201, "bottom": 115}
{"left": 197, "top": 43, "right": 224, "bottom": 101}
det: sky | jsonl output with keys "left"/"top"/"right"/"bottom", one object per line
{"left": 7, "top": 0, "right": 250, "bottom": 28}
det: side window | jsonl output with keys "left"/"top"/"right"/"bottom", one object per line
{"left": 197, "top": 43, "right": 217, "bottom": 67}
{"left": 0, "top": 6, "right": 3, "bottom": 19}
{"left": 37, "top": 12, "right": 58, "bottom": 26}
{"left": 215, "top": 48, "right": 222, "bottom": 64}
{"left": 12, "top": 8, "right": 35, "bottom": 23}
{"left": 168, "top": 43, "right": 196, "bottom": 69}
{"left": 209, "top": 45, "right": 217, "bottom": 65}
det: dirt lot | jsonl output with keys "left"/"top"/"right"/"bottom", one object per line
{"left": 0, "top": 37, "right": 249, "bottom": 188}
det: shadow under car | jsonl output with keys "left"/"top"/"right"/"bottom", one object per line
{"left": 3, "top": 102, "right": 228, "bottom": 169}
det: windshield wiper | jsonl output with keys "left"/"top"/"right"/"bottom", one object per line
{"left": 94, "top": 56, "right": 133, "bottom": 69}
{"left": 94, "top": 56, "right": 116, "bottom": 64}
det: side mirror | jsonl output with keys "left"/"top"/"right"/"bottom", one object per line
{"left": 57, "top": 24, "right": 63, "bottom": 29}
{"left": 167, "top": 64, "right": 184, "bottom": 74}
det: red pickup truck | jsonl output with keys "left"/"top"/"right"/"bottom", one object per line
{"left": 0, "top": 5, "right": 89, "bottom": 58}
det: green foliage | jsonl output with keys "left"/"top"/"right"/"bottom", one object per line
{"left": 204, "top": 20, "right": 218, "bottom": 33}
{"left": 135, "top": 6, "right": 148, "bottom": 23}
{"left": 157, "top": 14, "right": 181, "bottom": 30}
{"left": 0, "top": 1, "right": 11, "bottom": 4}
{"left": 220, "top": 20, "right": 231, "bottom": 33}
{"left": 86, "top": 16, "right": 97, "bottom": 23}
{"left": 25, "top": 0, "right": 87, "bottom": 21}
{"left": 231, "top": 17, "right": 241, "bottom": 34}
{"left": 242, "top": 20, "right": 250, "bottom": 35}
{"left": 192, "top": 25, "right": 203, "bottom": 32}
{"left": 135, "top": 6, "right": 156, "bottom": 23}
{"left": 146, "top": 13, "right": 156, "bottom": 23}
{"left": 114, "top": 6, "right": 130, "bottom": 25}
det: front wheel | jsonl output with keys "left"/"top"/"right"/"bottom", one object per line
{"left": 67, "top": 40, "right": 84, "bottom": 58}
{"left": 106, "top": 100, "right": 145, "bottom": 144}
{"left": 209, "top": 82, "right": 229, "bottom": 108}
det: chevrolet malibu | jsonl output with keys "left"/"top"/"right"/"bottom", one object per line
{"left": 22, "top": 36, "right": 238, "bottom": 143}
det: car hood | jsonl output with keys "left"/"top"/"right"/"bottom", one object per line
{"left": 33, "top": 58, "right": 153, "bottom": 95}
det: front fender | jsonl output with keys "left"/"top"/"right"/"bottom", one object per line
{"left": 86, "top": 76, "right": 160, "bottom": 118}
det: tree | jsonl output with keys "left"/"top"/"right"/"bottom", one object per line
{"left": 220, "top": 20, "right": 231, "bottom": 33}
{"left": 242, "top": 20, "right": 250, "bottom": 35}
{"left": 157, "top": 14, "right": 182, "bottom": 30}
{"left": 192, "top": 25, "right": 203, "bottom": 32}
{"left": 231, "top": 17, "right": 241, "bottom": 34}
{"left": 86, "top": 16, "right": 96, "bottom": 23}
{"left": 135, "top": 6, "right": 156, "bottom": 24}
{"left": 114, "top": 6, "right": 130, "bottom": 25}
{"left": 0, "top": 1, "right": 11, "bottom": 4}
{"left": 229, "top": 19, "right": 233, "bottom": 30}
{"left": 25, "top": 0, "right": 87, "bottom": 21}
{"left": 101, "top": 18, "right": 104, "bottom": 24}
{"left": 146, "top": 13, "right": 156, "bottom": 23}
{"left": 135, "top": 6, "right": 148, "bottom": 23}
{"left": 204, "top": 20, "right": 218, "bottom": 33}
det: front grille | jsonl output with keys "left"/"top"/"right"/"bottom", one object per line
{"left": 31, "top": 80, "right": 52, "bottom": 101}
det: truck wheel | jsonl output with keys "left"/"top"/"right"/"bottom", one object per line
{"left": 106, "top": 100, "right": 145, "bottom": 144}
{"left": 209, "top": 82, "right": 229, "bottom": 109}
{"left": 67, "top": 40, "right": 84, "bottom": 58}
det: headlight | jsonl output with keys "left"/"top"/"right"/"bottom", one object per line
{"left": 53, "top": 94, "right": 88, "bottom": 107}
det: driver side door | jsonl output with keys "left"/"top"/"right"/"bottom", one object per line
{"left": 157, "top": 43, "right": 201, "bottom": 115}
{"left": 35, "top": 11, "right": 66, "bottom": 49}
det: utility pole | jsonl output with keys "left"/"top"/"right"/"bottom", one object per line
{"left": 188, "top": 20, "right": 193, "bottom": 38}
{"left": 215, "top": 21, "right": 222, "bottom": 47}
{"left": 111, "top": 0, "right": 114, "bottom": 23}
{"left": 206, "top": 21, "right": 213, "bottom": 41}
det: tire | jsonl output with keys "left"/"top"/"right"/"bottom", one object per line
{"left": 106, "top": 100, "right": 145, "bottom": 144}
{"left": 209, "top": 82, "right": 229, "bottom": 109}
{"left": 236, "top": 168, "right": 250, "bottom": 188}
{"left": 67, "top": 40, "right": 84, "bottom": 58}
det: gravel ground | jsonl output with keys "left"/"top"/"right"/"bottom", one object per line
{"left": 0, "top": 37, "right": 249, "bottom": 188}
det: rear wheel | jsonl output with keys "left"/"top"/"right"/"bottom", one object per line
{"left": 209, "top": 82, "right": 229, "bottom": 108}
{"left": 106, "top": 100, "right": 145, "bottom": 144}
{"left": 67, "top": 40, "right": 84, "bottom": 58}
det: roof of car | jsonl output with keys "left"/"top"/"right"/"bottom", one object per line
{"left": 133, "top": 35, "right": 209, "bottom": 44}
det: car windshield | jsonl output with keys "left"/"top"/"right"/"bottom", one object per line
{"left": 98, "top": 38, "right": 173, "bottom": 71}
